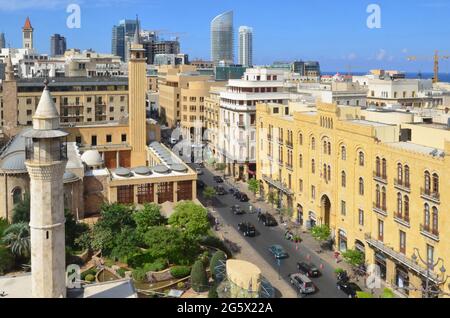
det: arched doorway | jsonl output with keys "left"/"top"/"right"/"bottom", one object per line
{"left": 321, "top": 195, "right": 331, "bottom": 226}
{"left": 12, "top": 187, "right": 22, "bottom": 205}
{"left": 297, "top": 204, "right": 303, "bottom": 226}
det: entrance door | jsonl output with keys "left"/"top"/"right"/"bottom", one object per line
{"left": 321, "top": 195, "right": 331, "bottom": 226}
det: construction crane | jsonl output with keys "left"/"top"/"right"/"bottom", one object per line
{"left": 407, "top": 50, "right": 450, "bottom": 83}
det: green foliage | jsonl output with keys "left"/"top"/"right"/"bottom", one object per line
{"left": 199, "top": 251, "right": 210, "bottom": 267}
{"left": 74, "top": 231, "right": 93, "bottom": 251}
{"left": 0, "top": 217, "right": 9, "bottom": 238}
{"left": 12, "top": 193, "right": 30, "bottom": 224}
{"left": 65, "top": 210, "right": 89, "bottom": 250}
{"left": 203, "top": 186, "right": 217, "bottom": 202}
{"left": 127, "top": 252, "right": 155, "bottom": 269}
{"left": 342, "top": 249, "right": 365, "bottom": 267}
{"left": 109, "top": 227, "right": 140, "bottom": 262}
{"left": 382, "top": 288, "right": 395, "bottom": 298}
{"left": 142, "top": 258, "right": 168, "bottom": 272}
{"left": 267, "top": 191, "right": 279, "bottom": 207}
{"left": 0, "top": 246, "right": 15, "bottom": 275}
{"left": 170, "top": 266, "right": 192, "bottom": 279}
{"left": 168, "top": 201, "right": 210, "bottom": 240}
{"left": 191, "top": 260, "right": 208, "bottom": 292}
{"left": 334, "top": 268, "right": 345, "bottom": 275}
{"left": 208, "top": 282, "right": 219, "bottom": 298}
{"left": 356, "top": 291, "right": 373, "bottom": 298}
{"left": 1, "top": 222, "right": 30, "bottom": 258}
{"left": 311, "top": 225, "right": 331, "bottom": 243}
{"left": 133, "top": 204, "right": 166, "bottom": 238}
{"left": 81, "top": 268, "right": 97, "bottom": 280}
{"left": 85, "top": 274, "right": 96, "bottom": 282}
{"left": 215, "top": 163, "right": 226, "bottom": 172}
{"left": 247, "top": 178, "right": 259, "bottom": 196}
{"left": 117, "top": 268, "right": 127, "bottom": 278}
{"left": 132, "top": 268, "right": 148, "bottom": 282}
{"left": 177, "top": 281, "right": 186, "bottom": 289}
{"left": 210, "top": 250, "right": 227, "bottom": 281}
{"left": 199, "top": 236, "right": 232, "bottom": 258}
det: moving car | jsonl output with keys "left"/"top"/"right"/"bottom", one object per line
{"left": 196, "top": 180, "right": 205, "bottom": 189}
{"left": 336, "top": 281, "right": 362, "bottom": 298}
{"left": 297, "top": 262, "right": 321, "bottom": 278}
{"left": 214, "top": 185, "right": 227, "bottom": 195}
{"left": 258, "top": 213, "right": 278, "bottom": 227}
{"left": 231, "top": 205, "right": 245, "bottom": 215}
{"left": 213, "top": 176, "right": 224, "bottom": 183}
{"left": 268, "top": 244, "right": 288, "bottom": 259}
{"left": 238, "top": 222, "right": 256, "bottom": 237}
{"left": 289, "top": 273, "right": 316, "bottom": 295}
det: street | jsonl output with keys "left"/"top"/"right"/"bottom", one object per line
{"left": 194, "top": 163, "right": 349, "bottom": 298}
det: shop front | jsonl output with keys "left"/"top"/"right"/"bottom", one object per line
{"left": 395, "top": 265, "right": 410, "bottom": 296}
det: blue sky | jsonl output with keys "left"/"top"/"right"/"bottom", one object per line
{"left": 1, "top": 0, "right": 450, "bottom": 72}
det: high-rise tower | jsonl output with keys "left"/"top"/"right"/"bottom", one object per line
{"left": 22, "top": 17, "right": 34, "bottom": 50}
{"left": 128, "top": 19, "right": 148, "bottom": 167}
{"left": 23, "top": 80, "right": 68, "bottom": 298}
{"left": 3, "top": 54, "right": 19, "bottom": 138}
{"left": 238, "top": 26, "right": 253, "bottom": 67}
{"left": 0, "top": 32, "right": 5, "bottom": 49}
{"left": 211, "top": 11, "right": 234, "bottom": 65}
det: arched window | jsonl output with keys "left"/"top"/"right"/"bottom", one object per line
{"left": 376, "top": 185, "right": 381, "bottom": 206}
{"left": 311, "top": 159, "right": 315, "bottom": 174}
{"left": 432, "top": 173, "right": 439, "bottom": 194}
{"left": 381, "top": 187, "right": 386, "bottom": 210}
{"left": 323, "top": 164, "right": 327, "bottom": 180}
{"left": 359, "top": 178, "right": 364, "bottom": 195}
{"left": 432, "top": 207, "right": 439, "bottom": 234}
{"left": 397, "top": 193, "right": 402, "bottom": 215}
{"left": 359, "top": 151, "right": 365, "bottom": 166}
{"left": 299, "top": 133, "right": 303, "bottom": 145}
{"left": 311, "top": 137, "right": 315, "bottom": 150}
{"left": 404, "top": 165, "right": 410, "bottom": 187}
{"left": 424, "top": 171, "right": 431, "bottom": 193}
{"left": 12, "top": 187, "right": 22, "bottom": 205}
{"left": 424, "top": 203, "right": 430, "bottom": 227}
{"left": 397, "top": 163, "right": 403, "bottom": 184}
{"left": 376, "top": 157, "right": 381, "bottom": 176}
{"left": 299, "top": 154, "right": 303, "bottom": 168}
{"left": 341, "top": 171, "right": 346, "bottom": 187}
{"left": 323, "top": 141, "right": 328, "bottom": 154}
{"left": 404, "top": 196, "right": 409, "bottom": 221}
{"left": 341, "top": 146, "right": 347, "bottom": 160}
{"left": 327, "top": 165, "right": 331, "bottom": 181}
{"left": 382, "top": 159, "right": 387, "bottom": 178}
{"left": 328, "top": 142, "right": 331, "bottom": 155}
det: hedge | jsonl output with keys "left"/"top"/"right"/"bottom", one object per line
{"left": 210, "top": 250, "right": 227, "bottom": 281}
{"left": 170, "top": 266, "right": 191, "bottom": 279}
{"left": 142, "top": 258, "right": 167, "bottom": 272}
{"left": 191, "top": 260, "right": 208, "bottom": 292}
{"left": 0, "top": 246, "right": 15, "bottom": 275}
{"left": 132, "top": 268, "right": 148, "bottom": 282}
{"left": 85, "top": 274, "right": 95, "bottom": 282}
{"left": 81, "top": 268, "right": 97, "bottom": 280}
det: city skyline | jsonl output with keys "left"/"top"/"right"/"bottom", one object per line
{"left": 0, "top": 0, "right": 450, "bottom": 72}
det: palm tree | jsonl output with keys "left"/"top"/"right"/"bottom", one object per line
{"left": 2, "top": 222, "right": 31, "bottom": 258}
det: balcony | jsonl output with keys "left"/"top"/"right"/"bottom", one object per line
{"left": 420, "top": 224, "right": 439, "bottom": 242}
{"left": 373, "top": 203, "right": 388, "bottom": 217}
{"left": 286, "top": 163, "right": 293, "bottom": 171}
{"left": 373, "top": 172, "right": 388, "bottom": 184}
{"left": 394, "top": 179, "right": 411, "bottom": 192}
{"left": 262, "top": 174, "right": 294, "bottom": 196}
{"left": 393, "top": 213, "right": 410, "bottom": 228}
{"left": 267, "top": 134, "right": 273, "bottom": 141}
{"left": 277, "top": 159, "right": 284, "bottom": 167}
{"left": 62, "top": 103, "right": 83, "bottom": 108}
{"left": 420, "top": 188, "right": 440, "bottom": 204}
{"left": 286, "top": 141, "right": 293, "bottom": 149}
{"left": 237, "top": 122, "right": 245, "bottom": 128}
{"left": 278, "top": 138, "right": 284, "bottom": 145}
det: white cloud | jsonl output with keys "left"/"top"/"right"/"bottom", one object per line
{"left": 375, "top": 49, "right": 387, "bottom": 61}
{"left": 346, "top": 52, "right": 357, "bottom": 61}
{"left": 402, "top": 48, "right": 409, "bottom": 54}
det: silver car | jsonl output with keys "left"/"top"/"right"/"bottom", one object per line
{"left": 289, "top": 273, "right": 316, "bottom": 295}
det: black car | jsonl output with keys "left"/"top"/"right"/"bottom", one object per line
{"left": 239, "top": 193, "right": 249, "bottom": 202}
{"left": 337, "top": 281, "right": 362, "bottom": 298}
{"left": 231, "top": 205, "right": 245, "bottom": 215}
{"left": 213, "top": 176, "right": 224, "bottom": 183}
{"left": 229, "top": 187, "right": 237, "bottom": 194}
{"left": 258, "top": 213, "right": 278, "bottom": 226}
{"left": 197, "top": 180, "right": 205, "bottom": 189}
{"left": 238, "top": 222, "right": 256, "bottom": 237}
{"left": 297, "top": 262, "right": 321, "bottom": 278}
{"left": 214, "top": 186, "right": 227, "bottom": 195}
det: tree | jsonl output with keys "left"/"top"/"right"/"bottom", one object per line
{"left": 168, "top": 201, "right": 210, "bottom": 240}
{"left": 191, "top": 260, "right": 208, "bottom": 292}
{"left": 247, "top": 178, "right": 259, "bottom": 199}
{"left": 267, "top": 191, "right": 279, "bottom": 208}
{"left": 109, "top": 227, "right": 140, "bottom": 262}
{"left": 311, "top": 224, "right": 331, "bottom": 251}
{"left": 215, "top": 163, "right": 226, "bottom": 177}
{"left": 65, "top": 210, "right": 89, "bottom": 250}
{"left": 12, "top": 193, "right": 30, "bottom": 224}
{"left": 1, "top": 223, "right": 30, "bottom": 258}
{"left": 133, "top": 203, "right": 165, "bottom": 238}
{"left": 0, "top": 217, "right": 9, "bottom": 238}
{"left": 342, "top": 249, "right": 365, "bottom": 267}
{"left": 210, "top": 250, "right": 227, "bottom": 282}
{"left": 381, "top": 288, "right": 395, "bottom": 298}
{"left": 203, "top": 186, "right": 217, "bottom": 206}
{"left": 0, "top": 246, "right": 15, "bottom": 275}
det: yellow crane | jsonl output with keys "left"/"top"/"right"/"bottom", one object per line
{"left": 407, "top": 50, "right": 450, "bottom": 83}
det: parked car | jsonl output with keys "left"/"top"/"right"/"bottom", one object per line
{"left": 238, "top": 222, "right": 256, "bottom": 237}
{"left": 268, "top": 245, "right": 289, "bottom": 259}
{"left": 195, "top": 168, "right": 203, "bottom": 175}
{"left": 297, "top": 262, "right": 321, "bottom": 278}
{"left": 213, "top": 176, "right": 224, "bottom": 183}
{"left": 239, "top": 193, "right": 249, "bottom": 202}
{"left": 289, "top": 273, "right": 316, "bottom": 295}
{"left": 214, "top": 186, "right": 227, "bottom": 195}
{"left": 229, "top": 187, "right": 238, "bottom": 195}
{"left": 197, "top": 180, "right": 205, "bottom": 189}
{"left": 233, "top": 190, "right": 242, "bottom": 199}
{"left": 337, "top": 281, "right": 362, "bottom": 298}
{"left": 258, "top": 213, "right": 278, "bottom": 227}
{"left": 231, "top": 205, "right": 245, "bottom": 215}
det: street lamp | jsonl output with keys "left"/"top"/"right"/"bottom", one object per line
{"left": 411, "top": 247, "right": 449, "bottom": 298}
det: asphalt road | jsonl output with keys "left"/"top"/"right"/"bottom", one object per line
{"left": 194, "top": 164, "right": 348, "bottom": 299}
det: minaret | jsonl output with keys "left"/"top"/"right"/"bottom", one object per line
{"left": 128, "top": 17, "right": 148, "bottom": 167}
{"left": 22, "top": 17, "right": 34, "bottom": 50}
{"left": 23, "top": 80, "right": 68, "bottom": 298}
{"left": 3, "top": 54, "right": 18, "bottom": 137}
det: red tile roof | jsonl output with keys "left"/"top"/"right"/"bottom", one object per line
{"left": 23, "top": 17, "right": 32, "bottom": 29}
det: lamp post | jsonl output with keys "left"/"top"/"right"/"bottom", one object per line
{"left": 411, "top": 247, "right": 448, "bottom": 298}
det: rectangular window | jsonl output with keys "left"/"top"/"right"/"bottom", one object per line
{"left": 341, "top": 201, "right": 346, "bottom": 216}
{"left": 358, "top": 209, "right": 364, "bottom": 226}
{"left": 311, "top": 185, "right": 316, "bottom": 200}
{"left": 427, "top": 244, "right": 434, "bottom": 267}
{"left": 299, "top": 179, "right": 303, "bottom": 192}
{"left": 106, "top": 134, "right": 112, "bottom": 143}
{"left": 378, "top": 219, "right": 384, "bottom": 242}
{"left": 117, "top": 185, "right": 134, "bottom": 204}
{"left": 27, "top": 109, "right": 32, "bottom": 116}
{"left": 121, "top": 134, "right": 127, "bottom": 142}
{"left": 75, "top": 136, "right": 82, "bottom": 144}
{"left": 91, "top": 135, "right": 97, "bottom": 146}
{"left": 399, "top": 231, "right": 406, "bottom": 254}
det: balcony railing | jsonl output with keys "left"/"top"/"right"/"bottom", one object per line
{"left": 394, "top": 179, "right": 411, "bottom": 192}
{"left": 373, "top": 172, "right": 388, "bottom": 184}
{"left": 267, "top": 134, "right": 272, "bottom": 141}
{"left": 278, "top": 138, "right": 284, "bottom": 145}
{"left": 420, "top": 224, "right": 439, "bottom": 241}
{"left": 286, "top": 141, "right": 293, "bottom": 148}
{"left": 237, "top": 122, "right": 245, "bottom": 128}
{"left": 373, "top": 203, "right": 388, "bottom": 217}
{"left": 420, "top": 188, "right": 440, "bottom": 204}
{"left": 393, "top": 213, "right": 410, "bottom": 227}
{"left": 286, "top": 163, "right": 293, "bottom": 171}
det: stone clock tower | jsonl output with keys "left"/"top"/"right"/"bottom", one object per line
{"left": 23, "top": 81, "right": 68, "bottom": 298}
{"left": 22, "top": 17, "right": 34, "bottom": 50}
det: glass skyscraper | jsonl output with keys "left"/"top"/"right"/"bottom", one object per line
{"left": 0, "top": 32, "right": 5, "bottom": 49}
{"left": 111, "top": 19, "right": 138, "bottom": 61}
{"left": 238, "top": 26, "right": 253, "bottom": 67}
{"left": 211, "top": 11, "right": 234, "bottom": 65}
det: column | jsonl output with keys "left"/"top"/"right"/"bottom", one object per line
{"left": 153, "top": 183, "right": 158, "bottom": 203}
{"left": 173, "top": 181, "right": 178, "bottom": 203}
{"left": 116, "top": 151, "right": 120, "bottom": 168}
{"left": 133, "top": 185, "right": 139, "bottom": 205}
{"left": 192, "top": 180, "right": 197, "bottom": 200}
{"left": 385, "top": 258, "right": 396, "bottom": 288}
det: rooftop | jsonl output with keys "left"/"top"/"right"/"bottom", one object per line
{"left": 386, "top": 142, "right": 445, "bottom": 157}
{"left": 348, "top": 119, "right": 391, "bottom": 127}
{"left": 16, "top": 77, "right": 128, "bottom": 88}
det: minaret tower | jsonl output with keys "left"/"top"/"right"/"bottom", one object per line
{"left": 3, "top": 54, "right": 19, "bottom": 137}
{"left": 22, "top": 17, "right": 34, "bottom": 50}
{"left": 23, "top": 80, "right": 68, "bottom": 298}
{"left": 128, "top": 17, "right": 148, "bottom": 167}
